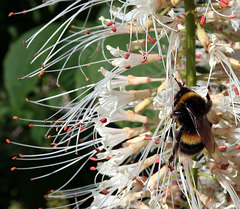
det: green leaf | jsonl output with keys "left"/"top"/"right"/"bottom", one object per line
{"left": 4, "top": 23, "right": 61, "bottom": 110}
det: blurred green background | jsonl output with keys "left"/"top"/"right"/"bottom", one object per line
{"left": 0, "top": 1, "right": 102, "bottom": 208}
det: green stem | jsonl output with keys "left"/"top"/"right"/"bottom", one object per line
{"left": 184, "top": 0, "right": 198, "bottom": 188}
{"left": 184, "top": 0, "right": 196, "bottom": 86}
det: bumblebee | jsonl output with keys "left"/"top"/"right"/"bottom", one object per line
{"left": 169, "top": 80, "right": 216, "bottom": 163}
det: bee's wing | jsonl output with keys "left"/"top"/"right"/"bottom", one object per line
{"left": 185, "top": 104, "right": 216, "bottom": 153}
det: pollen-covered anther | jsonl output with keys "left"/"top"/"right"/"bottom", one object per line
{"left": 106, "top": 156, "right": 111, "bottom": 160}
{"left": 34, "top": 53, "right": 38, "bottom": 57}
{"left": 100, "top": 189, "right": 108, "bottom": 195}
{"left": 28, "top": 124, "right": 34, "bottom": 127}
{"left": 90, "top": 157, "right": 98, "bottom": 162}
{"left": 228, "top": 14, "right": 236, "bottom": 19}
{"left": 25, "top": 98, "right": 30, "bottom": 102}
{"left": 11, "top": 167, "right": 16, "bottom": 171}
{"left": 200, "top": 16, "right": 206, "bottom": 25}
{"left": 12, "top": 116, "right": 18, "bottom": 120}
{"left": 85, "top": 29, "right": 90, "bottom": 34}
{"left": 125, "top": 65, "right": 131, "bottom": 69}
{"left": 8, "top": 12, "right": 14, "bottom": 17}
{"left": 218, "top": 145, "right": 227, "bottom": 151}
{"left": 106, "top": 21, "right": 114, "bottom": 26}
{"left": 144, "top": 136, "right": 152, "bottom": 140}
{"left": 125, "top": 53, "right": 130, "bottom": 59}
{"left": 12, "top": 156, "right": 17, "bottom": 160}
{"left": 111, "top": 27, "right": 117, "bottom": 32}
{"left": 148, "top": 36, "right": 155, "bottom": 44}
{"left": 90, "top": 166, "right": 97, "bottom": 171}
{"left": 6, "top": 139, "right": 11, "bottom": 144}
{"left": 100, "top": 118, "right": 107, "bottom": 124}
{"left": 19, "top": 154, "right": 24, "bottom": 158}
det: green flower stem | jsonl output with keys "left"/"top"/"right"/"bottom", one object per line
{"left": 184, "top": 0, "right": 198, "bottom": 188}
{"left": 185, "top": 0, "right": 196, "bottom": 87}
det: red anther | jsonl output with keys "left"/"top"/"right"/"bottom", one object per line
{"left": 221, "top": 0, "right": 229, "bottom": 5}
{"left": 111, "top": 27, "right": 117, "bottom": 32}
{"left": 17, "top": 78, "right": 23, "bottom": 80}
{"left": 47, "top": 135, "right": 51, "bottom": 139}
{"left": 125, "top": 65, "right": 131, "bottom": 69}
{"left": 8, "top": 12, "right": 14, "bottom": 17}
{"left": 95, "top": 148, "right": 101, "bottom": 153}
{"left": 158, "top": 55, "right": 162, "bottom": 60}
{"left": 200, "top": 16, "right": 206, "bottom": 25}
{"left": 85, "top": 29, "right": 90, "bottom": 34}
{"left": 144, "top": 136, "right": 152, "bottom": 140}
{"left": 220, "top": 163, "right": 229, "bottom": 170}
{"left": 148, "top": 36, "right": 155, "bottom": 44}
{"left": 41, "top": 63, "right": 44, "bottom": 68}
{"left": 56, "top": 126, "right": 59, "bottom": 132}
{"left": 56, "top": 83, "right": 61, "bottom": 87}
{"left": 228, "top": 14, "right": 236, "bottom": 19}
{"left": 90, "top": 166, "right": 97, "bottom": 171}
{"left": 64, "top": 126, "right": 68, "bottom": 131}
{"left": 50, "top": 189, "right": 54, "bottom": 193}
{"left": 51, "top": 143, "right": 57, "bottom": 147}
{"left": 100, "top": 189, "right": 108, "bottom": 194}
{"left": 34, "top": 53, "right": 38, "bottom": 57}
{"left": 25, "top": 98, "right": 30, "bottom": 102}
{"left": 12, "top": 116, "right": 18, "bottom": 120}
{"left": 218, "top": 145, "right": 227, "bottom": 150}
{"left": 125, "top": 53, "right": 130, "bottom": 59}
{"left": 19, "top": 154, "right": 24, "bottom": 158}
{"left": 11, "top": 167, "right": 16, "bottom": 171}
{"left": 162, "top": 201, "right": 167, "bottom": 205}
{"left": 39, "top": 70, "right": 45, "bottom": 77}
{"left": 67, "top": 127, "right": 72, "bottom": 132}
{"left": 30, "top": 178, "right": 35, "bottom": 181}
{"left": 234, "top": 87, "right": 239, "bottom": 95}
{"left": 75, "top": 122, "right": 83, "bottom": 127}
{"left": 209, "top": 87, "right": 213, "bottom": 92}
{"left": 106, "top": 156, "right": 111, "bottom": 160}
{"left": 23, "top": 41, "right": 26, "bottom": 46}
{"left": 154, "top": 140, "right": 159, "bottom": 144}
{"left": 80, "top": 127, "right": 85, "bottom": 131}
{"left": 28, "top": 124, "right": 34, "bottom": 127}
{"left": 58, "top": 119, "right": 63, "bottom": 121}
{"left": 132, "top": 176, "right": 137, "bottom": 181}
{"left": 50, "top": 121, "right": 55, "bottom": 125}
{"left": 12, "top": 156, "right": 17, "bottom": 160}
{"left": 107, "top": 21, "right": 114, "bottom": 26}
{"left": 219, "top": 1, "right": 228, "bottom": 8}
{"left": 236, "top": 145, "right": 240, "bottom": 150}
{"left": 42, "top": 0, "right": 46, "bottom": 3}
{"left": 85, "top": 78, "right": 90, "bottom": 81}
{"left": 43, "top": 194, "right": 48, "bottom": 198}
{"left": 71, "top": 25, "right": 75, "bottom": 28}
{"left": 100, "top": 118, "right": 107, "bottom": 124}
{"left": 168, "top": 165, "right": 174, "bottom": 171}
{"left": 6, "top": 139, "right": 11, "bottom": 144}
{"left": 75, "top": 152, "right": 79, "bottom": 155}
{"left": 22, "top": 10, "right": 27, "bottom": 14}
{"left": 90, "top": 157, "right": 98, "bottom": 162}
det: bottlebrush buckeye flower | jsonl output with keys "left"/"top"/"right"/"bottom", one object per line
{"left": 8, "top": 0, "right": 240, "bottom": 208}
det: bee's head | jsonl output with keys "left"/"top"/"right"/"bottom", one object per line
{"left": 174, "top": 86, "right": 192, "bottom": 106}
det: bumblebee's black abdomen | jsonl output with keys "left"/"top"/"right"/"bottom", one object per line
{"left": 180, "top": 141, "right": 204, "bottom": 155}
{"left": 180, "top": 132, "right": 204, "bottom": 155}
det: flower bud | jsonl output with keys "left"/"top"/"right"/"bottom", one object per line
{"left": 197, "top": 28, "right": 210, "bottom": 47}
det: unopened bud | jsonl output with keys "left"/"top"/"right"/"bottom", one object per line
{"left": 197, "top": 28, "right": 210, "bottom": 47}
{"left": 134, "top": 97, "right": 153, "bottom": 114}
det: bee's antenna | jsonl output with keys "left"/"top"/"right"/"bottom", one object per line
{"left": 171, "top": 74, "right": 183, "bottom": 88}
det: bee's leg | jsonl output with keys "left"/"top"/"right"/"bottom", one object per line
{"left": 205, "top": 93, "right": 212, "bottom": 113}
{"left": 168, "top": 128, "right": 183, "bottom": 164}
